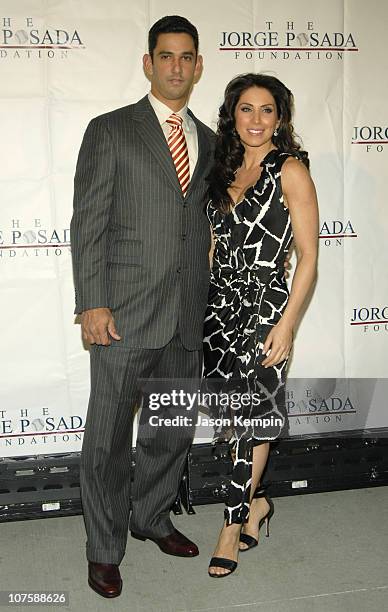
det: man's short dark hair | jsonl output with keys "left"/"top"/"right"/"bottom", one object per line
{"left": 148, "top": 15, "right": 199, "bottom": 58}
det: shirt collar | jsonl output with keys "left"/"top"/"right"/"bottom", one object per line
{"left": 148, "top": 92, "right": 190, "bottom": 128}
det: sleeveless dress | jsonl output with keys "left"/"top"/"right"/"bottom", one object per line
{"left": 203, "top": 149, "right": 298, "bottom": 525}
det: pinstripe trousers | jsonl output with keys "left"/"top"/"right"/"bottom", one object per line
{"left": 80, "top": 328, "right": 200, "bottom": 564}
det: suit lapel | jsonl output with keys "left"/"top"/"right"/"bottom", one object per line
{"left": 133, "top": 96, "right": 182, "bottom": 196}
{"left": 185, "top": 111, "right": 212, "bottom": 199}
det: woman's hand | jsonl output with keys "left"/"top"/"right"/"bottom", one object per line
{"left": 261, "top": 320, "right": 293, "bottom": 368}
{"left": 283, "top": 250, "right": 292, "bottom": 279}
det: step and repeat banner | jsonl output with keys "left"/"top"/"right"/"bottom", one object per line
{"left": 1, "top": 0, "right": 387, "bottom": 457}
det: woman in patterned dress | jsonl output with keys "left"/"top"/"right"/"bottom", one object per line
{"left": 204, "top": 74, "right": 319, "bottom": 577}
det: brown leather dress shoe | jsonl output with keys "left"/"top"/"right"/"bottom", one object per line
{"left": 88, "top": 562, "right": 122, "bottom": 598}
{"left": 131, "top": 528, "right": 199, "bottom": 557}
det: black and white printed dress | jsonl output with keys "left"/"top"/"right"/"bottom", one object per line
{"left": 203, "top": 149, "right": 298, "bottom": 525}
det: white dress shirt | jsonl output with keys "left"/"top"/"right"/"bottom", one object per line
{"left": 148, "top": 92, "right": 198, "bottom": 178}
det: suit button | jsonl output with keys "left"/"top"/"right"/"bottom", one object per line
{"left": 182, "top": 234, "right": 186, "bottom": 241}
{"left": 177, "top": 267, "right": 181, "bottom": 274}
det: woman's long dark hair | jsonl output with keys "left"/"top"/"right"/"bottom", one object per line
{"left": 207, "top": 73, "right": 308, "bottom": 212}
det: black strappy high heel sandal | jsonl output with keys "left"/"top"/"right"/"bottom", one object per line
{"left": 208, "top": 556, "right": 238, "bottom": 578}
{"left": 239, "top": 485, "right": 274, "bottom": 551}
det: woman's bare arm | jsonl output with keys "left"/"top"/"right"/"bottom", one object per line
{"left": 262, "top": 157, "right": 319, "bottom": 367}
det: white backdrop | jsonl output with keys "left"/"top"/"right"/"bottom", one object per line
{"left": 1, "top": 0, "right": 387, "bottom": 456}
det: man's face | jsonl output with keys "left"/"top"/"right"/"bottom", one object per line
{"left": 143, "top": 33, "right": 203, "bottom": 109}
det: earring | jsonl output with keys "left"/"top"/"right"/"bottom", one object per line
{"left": 273, "top": 129, "right": 278, "bottom": 137}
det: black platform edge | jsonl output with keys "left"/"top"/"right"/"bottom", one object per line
{"left": 0, "top": 450, "right": 181, "bottom": 522}
{"left": 0, "top": 452, "right": 82, "bottom": 522}
{"left": 178, "top": 428, "right": 388, "bottom": 513}
{"left": 1, "top": 429, "right": 388, "bottom": 521}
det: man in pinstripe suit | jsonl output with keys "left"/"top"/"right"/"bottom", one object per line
{"left": 70, "top": 16, "right": 215, "bottom": 598}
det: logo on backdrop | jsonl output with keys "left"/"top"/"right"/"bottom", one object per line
{"left": 350, "top": 306, "right": 388, "bottom": 333}
{"left": 286, "top": 379, "right": 358, "bottom": 431}
{"left": 352, "top": 126, "right": 388, "bottom": 153}
{"left": 0, "top": 407, "right": 84, "bottom": 449}
{"left": 319, "top": 220, "right": 357, "bottom": 247}
{"left": 0, "top": 218, "right": 70, "bottom": 261}
{"left": 219, "top": 19, "right": 358, "bottom": 62}
{"left": 286, "top": 379, "right": 384, "bottom": 435}
{"left": 0, "top": 16, "right": 84, "bottom": 60}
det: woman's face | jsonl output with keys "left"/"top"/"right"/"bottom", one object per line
{"left": 234, "top": 86, "right": 280, "bottom": 150}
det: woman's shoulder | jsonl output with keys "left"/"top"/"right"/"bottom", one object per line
{"left": 281, "top": 153, "right": 310, "bottom": 175}
{"left": 206, "top": 199, "right": 217, "bottom": 217}
{"left": 273, "top": 150, "right": 310, "bottom": 183}
{"left": 261, "top": 149, "right": 307, "bottom": 175}
{"left": 273, "top": 149, "right": 309, "bottom": 166}
{"left": 280, "top": 153, "right": 314, "bottom": 197}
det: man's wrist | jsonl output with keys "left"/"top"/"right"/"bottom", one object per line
{"left": 82, "top": 306, "right": 111, "bottom": 314}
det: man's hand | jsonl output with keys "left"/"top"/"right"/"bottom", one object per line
{"left": 81, "top": 308, "right": 121, "bottom": 346}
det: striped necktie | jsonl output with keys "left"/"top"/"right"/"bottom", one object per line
{"left": 166, "top": 113, "right": 190, "bottom": 196}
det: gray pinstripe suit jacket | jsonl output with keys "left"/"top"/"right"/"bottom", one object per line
{"left": 71, "top": 95, "right": 215, "bottom": 350}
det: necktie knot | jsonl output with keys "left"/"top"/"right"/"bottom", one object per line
{"left": 166, "top": 113, "right": 183, "bottom": 129}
